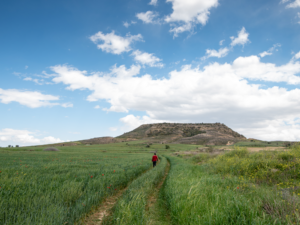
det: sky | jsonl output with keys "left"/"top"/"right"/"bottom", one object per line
{"left": 1, "top": 0, "right": 300, "bottom": 147}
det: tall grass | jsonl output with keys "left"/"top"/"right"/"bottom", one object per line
{"left": 107, "top": 157, "right": 167, "bottom": 225}
{"left": 0, "top": 150, "right": 151, "bottom": 224}
{"left": 164, "top": 156, "right": 286, "bottom": 224}
{"left": 208, "top": 145, "right": 300, "bottom": 188}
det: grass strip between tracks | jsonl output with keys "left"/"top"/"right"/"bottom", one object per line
{"left": 103, "top": 156, "right": 167, "bottom": 225}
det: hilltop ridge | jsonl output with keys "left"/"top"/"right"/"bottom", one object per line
{"left": 117, "top": 122, "right": 246, "bottom": 145}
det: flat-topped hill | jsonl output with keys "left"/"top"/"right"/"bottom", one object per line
{"left": 117, "top": 123, "right": 246, "bottom": 145}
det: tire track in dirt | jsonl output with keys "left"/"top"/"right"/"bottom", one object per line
{"left": 84, "top": 162, "right": 159, "bottom": 225}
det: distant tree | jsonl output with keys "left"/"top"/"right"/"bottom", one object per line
{"left": 8, "top": 145, "right": 11, "bottom": 148}
{"left": 165, "top": 145, "right": 170, "bottom": 149}
{"left": 16, "top": 145, "right": 19, "bottom": 147}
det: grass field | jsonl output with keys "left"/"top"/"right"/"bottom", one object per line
{"left": 1, "top": 142, "right": 300, "bottom": 224}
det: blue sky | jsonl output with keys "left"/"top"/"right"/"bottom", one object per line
{"left": 1, "top": 0, "right": 300, "bottom": 146}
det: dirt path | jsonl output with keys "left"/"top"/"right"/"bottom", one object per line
{"left": 145, "top": 160, "right": 171, "bottom": 225}
{"left": 84, "top": 163, "right": 158, "bottom": 225}
{"left": 83, "top": 187, "right": 126, "bottom": 225}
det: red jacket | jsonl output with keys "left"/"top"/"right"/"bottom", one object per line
{"left": 152, "top": 155, "right": 158, "bottom": 162}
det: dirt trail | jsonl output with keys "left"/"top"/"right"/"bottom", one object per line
{"left": 146, "top": 160, "right": 171, "bottom": 225}
{"left": 83, "top": 187, "right": 126, "bottom": 225}
{"left": 84, "top": 162, "right": 159, "bottom": 225}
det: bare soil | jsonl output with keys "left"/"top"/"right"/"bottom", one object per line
{"left": 84, "top": 188, "right": 126, "bottom": 225}
{"left": 247, "top": 147, "right": 286, "bottom": 152}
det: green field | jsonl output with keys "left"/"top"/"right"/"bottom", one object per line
{"left": 1, "top": 142, "right": 300, "bottom": 224}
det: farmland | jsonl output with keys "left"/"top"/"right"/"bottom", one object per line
{"left": 1, "top": 141, "right": 300, "bottom": 224}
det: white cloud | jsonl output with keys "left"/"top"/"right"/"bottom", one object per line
{"left": 0, "top": 128, "right": 65, "bottom": 147}
{"left": 219, "top": 40, "right": 225, "bottom": 46}
{"left": 286, "top": 0, "right": 300, "bottom": 8}
{"left": 123, "top": 21, "right": 137, "bottom": 28}
{"left": 123, "top": 22, "right": 130, "bottom": 28}
{"left": 165, "top": 0, "right": 219, "bottom": 36}
{"left": 90, "top": 31, "right": 143, "bottom": 54}
{"left": 230, "top": 27, "right": 250, "bottom": 47}
{"left": 259, "top": 43, "right": 281, "bottom": 58}
{"left": 120, "top": 115, "right": 166, "bottom": 130}
{"left": 149, "top": 0, "right": 158, "bottom": 5}
{"left": 136, "top": 11, "right": 159, "bottom": 24}
{"left": 131, "top": 50, "right": 164, "bottom": 67}
{"left": 25, "top": 65, "right": 28, "bottom": 69}
{"left": 61, "top": 103, "right": 73, "bottom": 108}
{"left": 259, "top": 51, "right": 272, "bottom": 58}
{"left": 292, "top": 51, "right": 300, "bottom": 61}
{"left": 280, "top": 0, "right": 291, "bottom": 3}
{"left": 0, "top": 88, "right": 60, "bottom": 108}
{"left": 94, "top": 105, "right": 100, "bottom": 109}
{"left": 50, "top": 55, "right": 300, "bottom": 141}
{"left": 0, "top": 88, "right": 72, "bottom": 108}
{"left": 23, "top": 77, "right": 44, "bottom": 85}
{"left": 202, "top": 47, "right": 229, "bottom": 60}
{"left": 295, "top": 51, "right": 300, "bottom": 59}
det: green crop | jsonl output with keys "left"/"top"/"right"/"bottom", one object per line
{"left": 0, "top": 149, "right": 151, "bottom": 224}
{"left": 108, "top": 157, "right": 167, "bottom": 225}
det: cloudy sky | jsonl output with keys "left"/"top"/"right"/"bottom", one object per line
{"left": 1, "top": 0, "right": 300, "bottom": 146}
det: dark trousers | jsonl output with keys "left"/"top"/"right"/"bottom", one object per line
{"left": 153, "top": 161, "right": 157, "bottom": 167}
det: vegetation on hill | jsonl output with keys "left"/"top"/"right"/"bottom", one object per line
{"left": 117, "top": 122, "right": 246, "bottom": 145}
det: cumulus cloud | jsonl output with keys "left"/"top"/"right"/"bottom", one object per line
{"left": 123, "top": 22, "right": 130, "bottom": 28}
{"left": 0, "top": 128, "right": 65, "bottom": 146}
{"left": 131, "top": 50, "right": 164, "bottom": 67}
{"left": 219, "top": 40, "right": 225, "bottom": 46}
{"left": 94, "top": 105, "right": 100, "bottom": 109}
{"left": 61, "top": 103, "right": 73, "bottom": 108}
{"left": 259, "top": 44, "right": 281, "bottom": 58}
{"left": 165, "top": 0, "right": 219, "bottom": 36}
{"left": 149, "top": 0, "right": 158, "bottom": 5}
{"left": 230, "top": 27, "right": 250, "bottom": 47}
{"left": 202, "top": 47, "right": 229, "bottom": 60}
{"left": 286, "top": 0, "right": 300, "bottom": 8}
{"left": 50, "top": 54, "right": 300, "bottom": 140}
{"left": 123, "top": 21, "right": 137, "bottom": 28}
{"left": 23, "top": 77, "right": 44, "bottom": 85}
{"left": 90, "top": 31, "right": 143, "bottom": 54}
{"left": 120, "top": 115, "right": 167, "bottom": 130}
{"left": 0, "top": 88, "right": 71, "bottom": 108}
{"left": 136, "top": 11, "right": 159, "bottom": 24}
{"left": 293, "top": 51, "right": 300, "bottom": 60}
{"left": 0, "top": 88, "right": 59, "bottom": 108}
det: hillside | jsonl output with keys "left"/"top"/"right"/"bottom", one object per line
{"left": 117, "top": 123, "right": 246, "bottom": 145}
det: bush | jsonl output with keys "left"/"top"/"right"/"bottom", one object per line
{"left": 165, "top": 145, "right": 170, "bottom": 149}
{"left": 43, "top": 147, "right": 60, "bottom": 151}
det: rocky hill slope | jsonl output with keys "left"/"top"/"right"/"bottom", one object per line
{"left": 117, "top": 123, "right": 246, "bottom": 145}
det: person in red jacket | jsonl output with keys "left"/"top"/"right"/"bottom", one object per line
{"left": 152, "top": 153, "right": 158, "bottom": 167}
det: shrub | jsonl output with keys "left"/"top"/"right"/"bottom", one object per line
{"left": 43, "top": 147, "right": 60, "bottom": 151}
{"left": 165, "top": 145, "right": 170, "bottom": 149}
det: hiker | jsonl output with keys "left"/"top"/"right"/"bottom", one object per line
{"left": 152, "top": 153, "right": 158, "bottom": 167}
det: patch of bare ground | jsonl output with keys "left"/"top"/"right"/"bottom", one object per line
{"left": 146, "top": 160, "right": 171, "bottom": 225}
{"left": 83, "top": 188, "right": 127, "bottom": 225}
{"left": 247, "top": 147, "right": 286, "bottom": 152}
